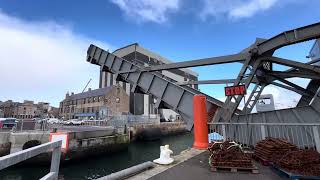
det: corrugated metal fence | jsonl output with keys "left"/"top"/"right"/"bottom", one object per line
{"left": 208, "top": 122, "right": 320, "bottom": 152}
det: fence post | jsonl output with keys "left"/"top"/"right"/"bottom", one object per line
{"left": 312, "top": 126, "right": 320, "bottom": 153}
{"left": 222, "top": 124, "right": 226, "bottom": 142}
{"left": 20, "top": 120, "right": 24, "bottom": 131}
{"left": 261, "top": 125, "right": 266, "bottom": 140}
{"left": 50, "top": 142, "right": 62, "bottom": 178}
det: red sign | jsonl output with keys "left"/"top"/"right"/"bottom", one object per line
{"left": 225, "top": 85, "right": 246, "bottom": 96}
{"left": 50, "top": 133, "right": 69, "bottom": 152}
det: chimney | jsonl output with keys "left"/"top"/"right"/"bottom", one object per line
{"left": 66, "top": 92, "right": 70, "bottom": 98}
{"left": 88, "top": 88, "right": 92, "bottom": 92}
{"left": 71, "top": 92, "right": 74, "bottom": 95}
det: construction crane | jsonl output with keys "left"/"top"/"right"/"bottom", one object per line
{"left": 82, "top": 78, "right": 92, "bottom": 93}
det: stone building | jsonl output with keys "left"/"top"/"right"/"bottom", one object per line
{"left": 0, "top": 100, "right": 17, "bottom": 118}
{"left": 0, "top": 101, "right": 3, "bottom": 118}
{"left": 0, "top": 100, "right": 51, "bottom": 119}
{"left": 13, "top": 100, "right": 37, "bottom": 119}
{"left": 59, "top": 85, "right": 129, "bottom": 120}
{"left": 99, "top": 43, "right": 198, "bottom": 121}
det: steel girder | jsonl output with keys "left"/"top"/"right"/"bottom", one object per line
{"left": 267, "top": 71, "right": 320, "bottom": 80}
{"left": 256, "top": 22, "right": 320, "bottom": 55}
{"left": 177, "top": 78, "right": 259, "bottom": 85}
{"left": 118, "top": 53, "right": 247, "bottom": 74}
{"left": 271, "top": 82, "right": 313, "bottom": 98}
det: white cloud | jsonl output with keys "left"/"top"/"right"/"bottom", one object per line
{"left": 261, "top": 78, "right": 310, "bottom": 109}
{"left": 0, "top": 10, "right": 113, "bottom": 106}
{"left": 200, "top": 0, "right": 279, "bottom": 20}
{"left": 110, "top": 0, "right": 180, "bottom": 24}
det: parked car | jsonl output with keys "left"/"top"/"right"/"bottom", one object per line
{"left": 61, "top": 119, "right": 84, "bottom": 126}
{"left": 69, "top": 119, "right": 84, "bottom": 125}
{"left": 0, "top": 118, "right": 17, "bottom": 129}
{"left": 47, "top": 118, "right": 60, "bottom": 124}
{"left": 61, "top": 120, "right": 71, "bottom": 125}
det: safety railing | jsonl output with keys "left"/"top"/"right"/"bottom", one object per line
{"left": 208, "top": 122, "right": 320, "bottom": 152}
{"left": 6, "top": 115, "right": 161, "bottom": 132}
{"left": 106, "top": 114, "right": 160, "bottom": 128}
{"left": 0, "top": 140, "right": 62, "bottom": 180}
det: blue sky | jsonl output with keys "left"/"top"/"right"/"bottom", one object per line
{"left": 0, "top": 0, "right": 319, "bottom": 107}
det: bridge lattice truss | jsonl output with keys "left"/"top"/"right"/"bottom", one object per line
{"left": 87, "top": 22, "right": 320, "bottom": 130}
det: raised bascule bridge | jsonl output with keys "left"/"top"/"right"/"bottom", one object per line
{"left": 87, "top": 22, "right": 320, "bottom": 150}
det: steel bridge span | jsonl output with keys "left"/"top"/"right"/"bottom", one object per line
{"left": 87, "top": 22, "right": 320, "bottom": 132}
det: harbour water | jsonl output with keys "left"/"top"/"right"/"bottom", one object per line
{"left": 0, "top": 133, "right": 193, "bottom": 180}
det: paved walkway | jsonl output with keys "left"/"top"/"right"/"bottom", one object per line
{"left": 148, "top": 151, "right": 283, "bottom": 180}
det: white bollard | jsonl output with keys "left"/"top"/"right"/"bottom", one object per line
{"left": 153, "top": 145, "right": 174, "bottom": 165}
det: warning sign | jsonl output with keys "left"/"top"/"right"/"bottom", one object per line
{"left": 225, "top": 85, "right": 246, "bottom": 96}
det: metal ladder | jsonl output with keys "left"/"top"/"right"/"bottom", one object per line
{"left": 213, "top": 58, "right": 262, "bottom": 122}
{"left": 243, "top": 84, "right": 266, "bottom": 114}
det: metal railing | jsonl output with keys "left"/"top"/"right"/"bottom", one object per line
{"left": 208, "top": 122, "right": 320, "bottom": 152}
{"left": 0, "top": 140, "right": 62, "bottom": 180}
{"left": 3, "top": 115, "right": 161, "bottom": 132}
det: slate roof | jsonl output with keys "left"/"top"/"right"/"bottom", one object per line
{"left": 68, "top": 86, "right": 114, "bottom": 100}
